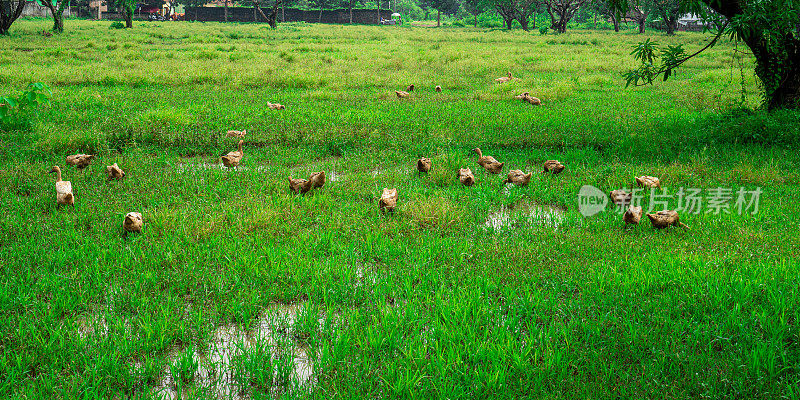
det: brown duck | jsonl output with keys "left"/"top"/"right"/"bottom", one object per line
{"left": 106, "top": 163, "right": 125, "bottom": 180}
{"left": 458, "top": 168, "right": 476, "bottom": 186}
{"left": 609, "top": 189, "right": 631, "bottom": 207}
{"left": 647, "top": 210, "right": 689, "bottom": 229}
{"left": 66, "top": 154, "right": 94, "bottom": 170}
{"left": 504, "top": 169, "right": 532, "bottom": 186}
{"left": 636, "top": 176, "right": 661, "bottom": 188}
{"left": 514, "top": 92, "right": 542, "bottom": 105}
{"left": 543, "top": 160, "right": 565, "bottom": 174}
{"left": 473, "top": 148, "right": 504, "bottom": 174}
{"left": 289, "top": 177, "right": 313, "bottom": 194}
{"left": 495, "top": 72, "right": 514, "bottom": 83}
{"left": 267, "top": 102, "right": 285, "bottom": 110}
{"left": 406, "top": 84, "right": 415, "bottom": 92}
{"left": 221, "top": 140, "right": 244, "bottom": 168}
{"left": 123, "top": 212, "right": 143, "bottom": 233}
{"left": 417, "top": 157, "right": 432, "bottom": 173}
{"left": 623, "top": 206, "right": 642, "bottom": 225}
{"left": 48, "top": 166, "right": 74, "bottom": 206}
{"left": 395, "top": 91, "right": 410, "bottom": 99}
{"left": 309, "top": 171, "right": 326, "bottom": 189}
{"left": 379, "top": 188, "right": 398, "bottom": 213}
{"left": 435, "top": 85, "right": 442, "bottom": 93}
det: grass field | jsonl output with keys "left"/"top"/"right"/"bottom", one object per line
{"left": 1, "top": 18, "right": 800, "bottom": 399}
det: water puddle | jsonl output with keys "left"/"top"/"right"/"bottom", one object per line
{"left": 176, "top": 163, "right": 271, "bottom": 173}
{"left": 151, "top": 303, "right": 319, "bottom": 399}
{"left": 485, "top": 201, "right": 566, "bottom": 231}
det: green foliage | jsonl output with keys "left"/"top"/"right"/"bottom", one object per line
{"left": 538, "top": 25, "right": 549, "bottom": 34}
{"left": 0, "top": 82, "right": 52, "bottom": 130}
{"left": 109, "top": 21, "right": 125, "bottom": 29}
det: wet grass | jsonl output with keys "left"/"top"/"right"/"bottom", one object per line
{"left": 1, "top": 19, "right": 800, "bottom": 399}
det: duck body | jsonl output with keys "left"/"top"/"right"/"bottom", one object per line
{"left": 647, "top": 210, "right": 689, "bottom": 229}
{"left": 473, "top": 148, "right": 504, "bottom": 174}
{"left": 495, "top": 72, "right": 513, "bottom": 83}
{"left": 49, "top": 166, "right": 74, "bottom": 206}
{"left": 106, "top": 163, "right": 125, "bottom": 180}
{"left": 458, "top": 168, "right": 476, "bottom": 186}
{"left": 417, "top": 157, "right": 432, "bottom": 173}
{"left": 395, "top": 91, "right": 410, "bottom": 99}
{"left": 406, "top": 84, "right": 415, "bottom": 92}
{"left": 514, "top": 92, "right": 542, "bottom": 105}
{"left": 221, "top": 140, "right": 244, "bottom": 168}
{"left": 309, "top": 171, "right": 326, "bottom": 189}
{"left": 623, "top": 206, "right": 642, "bottom": 225}
{"left": 123, "top": 212, "right": 143, "bottom": 233}
{"left": 379, "top": 188, "right": 398, "bottom": 213}
{"left": 289, "top": 177, "right": 313, "bottom": 194}
{"left": 504, "top": 169, "right": 532, "bottom": 186}
{"left": 226, "top": 129, "right": 247, "bottom": 138}
{"left": 267, "top": 102, "right": 285, "bottom": 110}
{"left": 543, "top": 160, "right": 565, "bottom": 174}
{"left": 636, "top": 176, "right": 661, "bottom": 188}
{"left": 66, "top": 154, "right": 94, "bottom": 170}
{"left": 435, "top": 85, "right": 442, "bottom": 92}
{"left": 609, "top": 189, "right": 631, "bottom": 207}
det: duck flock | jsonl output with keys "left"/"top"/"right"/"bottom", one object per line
{"left": 47, "top": 73, "right": 689, "bottom": 233}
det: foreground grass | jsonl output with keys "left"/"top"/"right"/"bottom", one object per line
{"left": 1, "top": 19, "right": 799, "bottom": 399}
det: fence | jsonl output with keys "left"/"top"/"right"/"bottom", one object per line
{"left": 184, "top": 7, "right": 394, "bottom": 25}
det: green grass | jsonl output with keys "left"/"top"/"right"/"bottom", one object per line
{"left": 1, "top": 18, "right": 799, "bottom": 399}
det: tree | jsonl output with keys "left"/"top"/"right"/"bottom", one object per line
{"left": 593, "top": 0, "right": 625, "bottom": 32}
{"left": 651, "top": 0, "right": 679, "bottom": 35}
{"left": 622, "top": 0, "right": 800, "bottom": 109}
{"left": 515, "top": 0, "right": 543, "bottom": 31}
{"left": 111, "top": 0, "right": 136, "bottom": 28}
{"left": 38, "top": 0, "right": 70, "bottom": 32}
{"left": 462, "top": 0, "right": 486, "bottom": 27}
{"left": 545, "top": 0, "right": 587, "bottom": 33}
{"left": 422, "top": 0, "right": 459, "bottom": 26}
{"left": 0, "top": 0, "right": 26, "bottom": 35}
{"left": 627, "top": 4, "right": 648, "bottom": 33}
{"left": 345, "top": 0, "right": 363, "bottom": 23}
{"left": 488, "top": 0, "right": 517, "bottom": 29}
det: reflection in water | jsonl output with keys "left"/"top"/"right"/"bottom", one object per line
{"left": 485, "top": 201, "right": 566, "bottom": 231}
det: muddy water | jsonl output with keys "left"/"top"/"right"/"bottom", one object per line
{"left": 152, "top": 303, "right": 317, "bottom": 400}
{"left": 176, "top": 163, "right": 273, "bottom": 173}
{"left": 485, "top": 201, "right": 566, "bottom": 231}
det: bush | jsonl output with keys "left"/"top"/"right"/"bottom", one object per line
{"left": 539, "top": 26, "right": 549, "bottom": 35}
{"left": 0, "top": 83, "right": 52, "bottom": 131}
{"left": 109, "top": 21, "right": 125, "bottom": 29}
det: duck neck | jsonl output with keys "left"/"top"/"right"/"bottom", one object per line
{"left": 475, "top": 148, "right": 483, "bottom": 159}
{"left": 55, "top": 168, "right": 62, "bottom": 182}
{"left": 238, "top": 141, "right": 243, "bottom": 153}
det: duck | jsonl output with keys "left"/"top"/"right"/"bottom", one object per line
{"left": 636, "top": 176, "right": 661, "bottom": 188}
{"left": 395, "top": 91, "right": 410, "bottom": 99}
{"left": 503, "top": 169, "right": 532, "bottom": 186}
{"left": 417, "top": 157, "right": 432, "bottom": 173}
{"left": 495, "top": 72, "right": 514, "bottom": 83}
{"left": 48, "top": 166, "right": 74, "bottom": 206}
{"left": 458, "top": 168, "right": 476, "bottom": 186}
{"left": 309, "top": 171, "right": 326, "bottom": 189}
{"left": 379, "top": 188, "right": 398, "bottom": 213}
{"left": 609, "top": 189, "right": 631, "bottom": 207}
{"left": 221, "top": 140, "right": 244, "bottom": 168}
{"left": 289, "top": 177, "right": 313, "bottom": 194}
{"left": 66, "top": 154, "right": 94, "bottom": 170}
{"left": 623, "top": 206, "right": 642, "bottom": 225}
{"left": 123, "top": 212, "right": 143, "bottom": 233}
{"left": 226, "top": 129, "right": 247, "bottom": 138}
{"left": 646, "top": 210, "right": 689, "bottom": 229}
{"left": 435, "top": 85, "right": 442, "bottom": 93}
{"left": 473, "top": 148, "right": 504, "bottom": 174}
{"left": 406, "top": 84, "right": 415, "bottom": 92}
{"left": 106, "top": 163, "right": 125, "bottom": 180}
{"left": 267, "top": 102, "right": 285, "bottom": 110}
{"left": 543, "top": 160, "right": 565, "bottom": 174}
{"left": 513, "top": 92, "right": 542, "bottom": 105}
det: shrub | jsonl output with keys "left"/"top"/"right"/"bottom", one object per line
{"left": 109, "top": 21, "right": 125, "bottom": 29}
{"left": 0, "top": 83, "right": 52, "bottom": 131}
{"left": 539, "top": 26, "right": 549, "bottom": 35}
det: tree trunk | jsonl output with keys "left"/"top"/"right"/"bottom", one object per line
{"left": 665, "top": 18, "right": 675, "bottom": 35}
{"left": 123, "top": 7, "right": 133, "bottom": 28}
{"left": 224, "top": 0, "right": 228, "bottom": 22}
{"left": 638, "top": 19, "right": 645, "bottom": 33}
{"left": 519, "top": 16, "right": 528, "bottom": 31}
{"left": 504, "top": 16, "right": 513, "bottom": 29}
{"left": 0, "top": 0, "right": 25, "bottom": 34}
{"left": 319, "top": 6, "right": 322, "bottom": 22}
{"left": 532, "top": 10, "right": 536, "bottom": 29}
{"left": 436, "top": 9, "right": 440, "bottom": 27}
{"left": 593, "top": 12, "right": 596, "bottom": 29}
{"left": 377, "top": 0, "right": 380, "bottom": 23}
{"left": 43, "top": 2, "right": 65, "bottom": 33}
{"left": 473, "top": 14, "right": 477, "bottom": 27}
{"left": 349, "top": 2, "right": 353, "bottom": 23}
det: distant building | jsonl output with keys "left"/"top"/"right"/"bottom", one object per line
{"left": 20, "top": 0, "right": 73, "bottom": 17}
